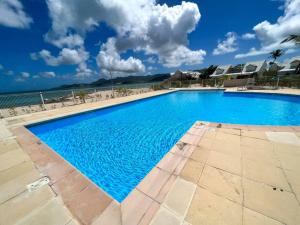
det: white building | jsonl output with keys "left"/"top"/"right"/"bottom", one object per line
{"left": 171, "top": 70, "right": 201, "bottom": 79}
{"left": 241, "top": 60, "right": 268, "bottom": 77}
{"left": 278, "top": 56, "right": 300, "bottom": 75}
{"left": 210, "top": 65, "right": 231, "bottom": 77}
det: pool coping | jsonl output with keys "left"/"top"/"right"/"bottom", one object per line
{"left": 225, "top": 90, "right": 300, "bottom": 97}
{"left": 5, "top": 88, "right": 300, "bottom": 225}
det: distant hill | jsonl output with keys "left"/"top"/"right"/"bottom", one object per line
{"left": 51, "top": 73, "right": 170, "bottom": 90}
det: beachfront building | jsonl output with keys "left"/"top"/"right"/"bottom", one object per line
{"left": 171, "top": 70, "right": 201, "bottom": 80}
{"left": 224, "top": 64, "right": 245, "bottom": 78}
{"left": 210, "top": 65, "right": 231, "bottom": 78}
{"left": 241, "top": 60, "right": 268, "bottom": 78}
{"left": 269, "top": 61, "right": 285, "bottom": 72}
{"left": 278, "top": 56, "right": 300, "bottom": 75}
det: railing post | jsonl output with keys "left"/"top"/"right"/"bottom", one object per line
{"left": 40, "top": 92, "right": 45, "bottom": 110}
{"left": 276, "top": 76, "right": 280, "bottom": 89}
{"left": 71, "top": 90, "right": 75, "bottom": 103}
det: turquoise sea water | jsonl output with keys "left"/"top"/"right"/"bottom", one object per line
{"left": 28, "top": 91, "right": 300, "bottom": 201}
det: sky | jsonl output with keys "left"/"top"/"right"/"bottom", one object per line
{"left": 0, "top": 0, "right": 300, "bottom": 93}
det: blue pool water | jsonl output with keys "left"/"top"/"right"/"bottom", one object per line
{"left": 28, "top": 91, "right": 300, "bottom": 201}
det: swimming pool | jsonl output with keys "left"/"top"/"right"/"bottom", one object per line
{"left": 28, "top": 91, "right": 300, "bottom": 201}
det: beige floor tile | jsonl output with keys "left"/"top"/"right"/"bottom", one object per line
{"left": 185, "top": 187, "right": 242, "bottom": 225}
{"left": 241, "top": 137, "right": 274, "bottom": 150}
{"left": 197, "top": 138, "right": 213, "bottom": 149}
{"left": 0, "top": 139, "right": 20, "bottom": 154}
{"left": 202, "top": 129, "right": 217, "bottom": 139}
{"left": 243, "top": 207, "right": 284, "bottom": 225}
{"left": 170, "top": 143, "right": 194, "bottom": 158}
{"left": 243, "top": 178, "right": 300, "bottom": 225}
{"left": 274, "top": 143, "right": 300, "bottom": 156}
{"left": 155, "top": 175, "right": 177, "bottom": 203}
{"left": 139, "top": 201, "right": 160, "bottom": 225}
{"left": 285, "top": 170, "right": 300, "bottom": 202}
{"left": 207, "top": 151, "right": 242, "bottom": 175}
{"left": 0, "top": 161, "right": 36, "bottom": 185}
{"left": 187, "top": 127, "right": 205, "bottom": 136}
{"left": 121, "top": 189, "right": 153, "bottom": 225}
{"left": 0, "top": 149, "right": 30, "bottom": 171}
{"left": 137, "top": 167, "right": 170, "bottom": 199}
{"left": 163, "top": 178, "right": 196, "bottom": 218}
{"left": 243, "top": 159, "right": 290, "bottom": 191}
{"left": 190, "top": 147, "right": 210, "bottom": 163}
{"left": 0, "top": 185, "right": 55, "bottom": 225}
{"left": 276, "top": 152, "right": 300, "bottom": 172}
{"left": 215, "top": 132, "right": 241, "bottom": 143}
{"left": 242, "top": 146, "right": 280, "bottom": 167}
{"left": 15, "top": 198, "right": 72, "bottom": 225}
{"left": 66, "top": 219, "right": 80, "bottom": 225}
{"left": 180, "top": 159, "right": 204, "bottom": 184}
{"left": 217, "top": 128, "right": 241, "bottom": 136}
{"left": 66, "top": 220, "right": 80, "bottom": 225}
{"left": 180, "top": 133, "right": 202, "bottom": 146}
{"left": 150, "top": 207, "right": 181, "bottom": 225}
{"left": 266, "top": 132, "right": 300, "bottom": 146}
{"left": 241, "top": 130, "right": 267, "bottom": 140}
{"left": 156, "top": 152, "right": 183, "bottom": 174}
{"left": 0, "top": 169, "right": 41, "bottom": 203}
{"left": 92, "top": 201, "right": 121, "bottom": 225}
{"left": 198, "top": 165, "right": 243, "bottom": 204}
{"left": 211, "top": 139, "right": 241, "bottom": 157}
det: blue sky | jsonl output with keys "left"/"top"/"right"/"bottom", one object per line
{"left": 0, "top": 0, "right": 299, "bottom": 93}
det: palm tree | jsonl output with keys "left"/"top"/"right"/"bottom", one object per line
{"left": 270, "top": 49, "right": 284, "bottom": 63}
{"left": 281, "top": 34, "right": 300, "bottom": 45}
{"left": 269, "top": 49, "right": 284, "bottom": 88}
{"left": 281, "top": 34, "right": 300, "bottom": 74}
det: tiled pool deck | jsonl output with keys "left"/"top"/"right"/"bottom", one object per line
{"left": 0, "top": 88, "right": 300, "bottom": 225}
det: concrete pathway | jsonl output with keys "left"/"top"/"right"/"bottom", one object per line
{"left": 151, "top": 124, "right": 300, "bottom": 225}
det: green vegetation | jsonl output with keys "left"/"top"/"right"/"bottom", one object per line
{"left": 116, "top": 87, "right": 133, "bottom": 96}
{"left": 77, "top": 91, "right": 87, "bottom": 103}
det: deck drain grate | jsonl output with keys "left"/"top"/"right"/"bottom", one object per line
{"left": 27, "top": 176, "right": 50, "bottom": 192}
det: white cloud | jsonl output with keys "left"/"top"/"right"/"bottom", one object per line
{"left": 15, "top": 77, "right": 25, "bottom": 82}
{"left": 213, "top": 32, "right": 238, "bottom": 55}
{"left": 45, "top": 34, "right": 84, "bottom": 49}
{"left": 32, "top": 48, "right": 89, "bottom": 66}
{"left": 40, "top": 71, "right": 56, "bottom": 78}
{"left": 145, "top": 56, "right": 157, "bottom": 64}
{"left": 15, "top": 72, "right": 29, "bottom": 82}
{"left": 236, "top": 0, "right": 300, "bottom": 58}
{"left": 241, "top": 33, "right": 256, "bottom": 40}
{"left": 21, "top": 72, "right": 30, "bottom": 78}
{"left": 75, "top": 62, "right": 94, "bottom": 78}
{"left": 97, "top": 38, "right": 145, "bottom": 75}
{"left": 160, "top": 45, "right": 206, "bottom": 67}
{"left": 0, "top": 0, "right": 32, "bottom": 29}
{"left": 6, "top": 70, "right": 14, "bottom": 76}
{"left": 147, "top": 66, "right": 156, "bottom": 71}
{"left": 45, "top": 0, "right": 206, "bottom": 71}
